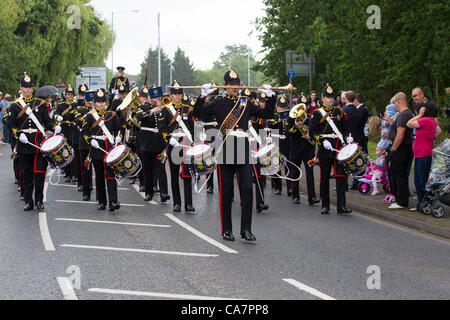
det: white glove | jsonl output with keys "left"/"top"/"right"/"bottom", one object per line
{"left": 19, "top": 133, "right": 28, "bottom": 144}
{"left": 266, "top": 137, "right": 273, "bottom": 144}
{"left": 199, "top": 133, "right": 207, "bottom": 142}
{"left": 54, "top": 126, "right": 62, "bottom": 134}
{"left": 169, "top": 137, "right": 179, "bottom": 147}
{"left": 115, "top": 136, "right": 122, "bottom": 145}
{"left": 56, "top": 116, "right": 63, "bottom": 122}
{"left": 258, "top": 84, "right": 274, "bottom": 97}
{"left": 323, "top": 140, "right": 332, "bottom": 151}
{"left": 201, "top": 83, "right": 216, "bottom": 97}
{"left": 90, "top": 139, "right": 100, "bottom": 149}
{"left": 346, "top": 135, "right": 354, "bottom": 144}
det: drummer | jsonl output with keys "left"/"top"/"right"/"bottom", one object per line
{"left": 309, "top": 84, "right": 352, "bottom": 215}
{"left": 8, "top": 73, "right": 55, "bottom": 211}
{"left": 55, "top": 85, "right": 78, "bottom": 183}
{"left": 81, "top": 89, "right": 123, "bottom": 212}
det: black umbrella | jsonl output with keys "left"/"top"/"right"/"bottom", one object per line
{"left": 37, "top": 86, "right": 59, "bottom": 98}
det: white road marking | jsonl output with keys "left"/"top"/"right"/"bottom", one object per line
{"left": 39, "top": 212, "right": 55, "bottom": 251}
{"left": 54, "top": 200, "right": 144, "bottom": 207}
{"left": 131, "top": 184, "right": 158, "bottom": 205}
{"left": 282, "top": 279, "right": 336, "bottom": 300}
{"left": 56, "top": 218, "right": 170, "bottom": 228}
{"left": 43, "top": 181, "right": 49, "bottom": 203}
{"left": 60, "top": 244, "right": 219, "bottom": 258}
{"left": 165, "top": 214, "right": 238, "bottom": 254}
{"left": 56, "top": 277, "right": 78, "bottom": 300}
{"left": 50, "top": 183, "right": 129, "bottom": 191}
{"left": 88, "top": 288, "right": 244, "bottom": 300}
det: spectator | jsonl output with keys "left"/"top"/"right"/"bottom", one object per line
{"left": 0, "top": 91, "right": 4, "bottom": 144}
{"left": 387, "top": 92, "right": 414, "bottom": 210}
{"left": 306, "top": 91, "right": 322, "bottom": 116}
{"left": 334, "top": 95, "right": 344, "bottom": 108}
{"left": 412, "top": 87, "right": 428, "bottom": 105}
{"left": 355, "top": 93, "right": 369, "bottom": 153}
{"left": 2, "top": 94, "right": 12, "bottom": 144}
{"left": 407, "top": 102, "right": 441, "bottom": 211}
{"left": 342, "top": 91, "right": 364, "bottom": 190}
{"left": 382, "top": 102, "right": 399, "bottom": 203}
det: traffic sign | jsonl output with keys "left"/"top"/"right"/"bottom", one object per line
{"left": 287, "top": 70, "right": 295, "bottom": 79}
{"left": 55, "top": 77, "right": 66, "bottom": 88}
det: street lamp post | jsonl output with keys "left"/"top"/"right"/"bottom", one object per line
{"left": 111, "top": 10, "right": 139, "bottom": 72}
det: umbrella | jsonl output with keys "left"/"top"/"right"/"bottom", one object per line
{"left": 37, "top": 86, "right": 59, "bottom": 98}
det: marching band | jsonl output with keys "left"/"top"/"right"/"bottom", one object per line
{"left": 6, "top": 68, "right": 364, "bottom": 242}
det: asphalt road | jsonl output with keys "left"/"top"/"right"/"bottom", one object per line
{"left": 0, "top": 143, "right": 449, "bottom": 300}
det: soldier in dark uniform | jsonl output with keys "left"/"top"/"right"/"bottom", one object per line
{"left": 160, "top": 81, "right": 195, "bottom": 213}
{"left": 267, "top": 95, "right": 292, "bottom": 196}
{"left": 309, "top": 84, "right": 353, "bottom": 215}
{"left": 194, "top": 70, "right": 275, "bottom": 242}
{"left": 8, "top": 73, "right": 55, "bottom": 211}
{"left": 149, "top": 84, "right": 169, "bottom": 196}
{"left": 74, "top": 88, "right": 93, "bottom": 201}
{"left": 54, "top": 85, "right": 78, "bottom": 182}
{"left": 286, "top": 94, "right": 320, "bottom": 205}
{"left": 109, "top": 66, "right": 130, "bottom": 100}
{"left": 195, "top": 88, "right": 219, "bottom": 194}
{"left": 134, "top": 87, "right": 171, "bottom": 203}
{"left": 81, "top": 89, "right": 123, "bottom": 212}
{"left": 248, "top": 90, "right": 269, "bottom": 213}
{"left": 72, "top": 82, "right": 88, "bottom": 192}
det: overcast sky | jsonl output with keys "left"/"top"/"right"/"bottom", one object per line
{"left": 89, "top": 0, "right": 266, "bottom": 75}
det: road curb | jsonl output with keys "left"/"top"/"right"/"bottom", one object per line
{"left": 330, "top": 197, "right": 450, "bottom": 240}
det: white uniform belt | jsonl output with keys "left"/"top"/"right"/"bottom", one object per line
{"left": 202, "top": 122, "right": 218, "bottom": 126}
{"left": 171, "top": 132, "right": 186, "bottom": 138}
{"left": 92, "top": 135, "right": 107, "bottom": 140}
{"left": 22, "top": 128, "right": 38, "bottom": 134}
{"left": 141, "top": 127, "right": 159, "bottom": 133}
{"left": 320, "top": 134, "right": 339, "bottom": 139}
{"left": 228, "top": 130, "right": 250, "bottom": 138}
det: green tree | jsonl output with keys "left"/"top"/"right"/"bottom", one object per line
{"left": 172, "top": 47, "right": 196, "bottom": 95}
{"left": 0, "top": 0, "right": 112, "bottom": 94}
{"left": 136, "top": 46, "right": 171, "bottom": 92}
{"left": 255, "top": 0, "right": 450, "bottom": 113}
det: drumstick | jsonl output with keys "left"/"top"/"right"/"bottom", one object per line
{"left": 27, "top": 141, "right": 42, "bottom": 150}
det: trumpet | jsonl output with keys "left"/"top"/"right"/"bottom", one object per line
{"left": 289, "top": 103, "right": 314, "bottom": 145}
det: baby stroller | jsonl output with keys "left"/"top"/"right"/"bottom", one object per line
{"left": 420, "top": 139, "right": 450, "bottom": 218}
{"left": 357, "top": 162, "right": 390, "bottom": 195}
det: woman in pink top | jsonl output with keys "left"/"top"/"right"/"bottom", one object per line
{"left": 407, "top": 103, "right": 442, "bottom": 211}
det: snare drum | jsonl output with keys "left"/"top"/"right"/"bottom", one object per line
{"left": 185, "top": 144, "right": 216, "bottom": 176}
{"left": 40, "top": 134, "right": 73, "bottom": 169}
{"left": 105, "top": 144, "right": 141, "bottom": 179}
{"left": 336, "top": 143, "right": 369, "bottom": 177}
{"left": 252, "top": 143, "right": 287, "bottom": 176}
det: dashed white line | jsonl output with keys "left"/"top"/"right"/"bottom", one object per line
{"left": 54, "top": 200, "right": 145, "bottom": 207}
{"left": 43, "top": 181, "right": 49, "bottom": 203}
{"left": 88, "top": 288, "right": 244, "bottom": 300}
{"left": 55, "top": 218, "right": 170, "bottom": 228}
{"left": 165, "top": 214, "right": 238, "bottom": 254}
{"left": 39, "top": 212, "right": 55, "bottom": 251}
{"left": 283, "top": 279, "right": 336, "bottom": 300}
{"left": 56, "top": 277, "right": 78, "bottom": 300}
{"left": 60, "top": 244, "right": 219, "bottom": 258}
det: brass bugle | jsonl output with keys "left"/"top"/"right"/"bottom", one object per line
{"left": 167, "top": 83, "right": 297, "bottom": 93}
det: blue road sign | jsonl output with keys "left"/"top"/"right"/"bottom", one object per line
{"left": 287, "top": 69, "right": 295, "bottom": 79}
